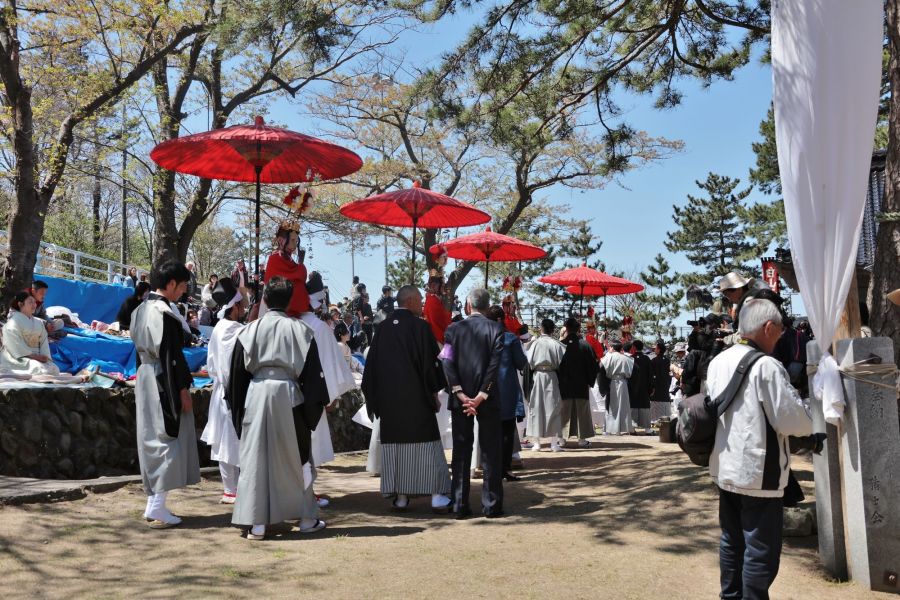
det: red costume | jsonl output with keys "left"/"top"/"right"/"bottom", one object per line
{"left": 264, "top": 252, "right": 309, "bottom": 317}
{"left": 586, "top": 332, "right": 604, "bottom": 361}
{"left": 424, "top": 293, "right": 451, "bottom": 343}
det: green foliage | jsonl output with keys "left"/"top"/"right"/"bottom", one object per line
{"left": 386, "top": 256, "right": 426, "bottom": 291}
{"left": 665, "top": 172, "right": 756, "bottom": 283}
{"left": 638, "top": 253, "right": 681, "bottom": 337}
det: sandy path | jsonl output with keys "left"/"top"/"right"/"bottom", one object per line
{"left": 0, "top": 437, "right": 885, "bottom": 599}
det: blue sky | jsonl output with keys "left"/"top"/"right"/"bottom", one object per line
{"left": 259, "top": 11, "right": 783, "bottom": 318}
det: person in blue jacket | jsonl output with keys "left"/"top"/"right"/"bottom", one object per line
{"left": 487, "top": 305, "right": 527, "bottom": 481}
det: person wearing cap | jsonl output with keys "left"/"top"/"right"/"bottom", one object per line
{"left": 600, "top": 339, "right": 634, "bottom": 435}
{"left": 300, "top": 271, "right": 357, "bottom": 507}
{"left": 262, "top": 224, "right": 309, "bottom": 317}
{"left": 201, "top": 277, "right": 245, "bottom": 505}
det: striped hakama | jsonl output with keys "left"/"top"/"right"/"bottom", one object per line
{"left": 380, "top": 440, "right": 451, "bottom": 497}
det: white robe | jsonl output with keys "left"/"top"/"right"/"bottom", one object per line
{"left": 231, "top": 311, "right": 318, "bottom": 525}
{"left": 0, "top": 311, "right": 60, "bottom": 375}
{"left": 526, "top": 335, "right": 565, "bottom": 438}
{"left": 300, "top": 313, "right": 355, "bottom": 467}
{"left": 131, "top": 297, "right": 200, "bottom": 495}
{"left": 200, "top": 318, "right": 244, "bottom": 466}
{"left": 601, "top": 351, "right": 634, "bottom": 434}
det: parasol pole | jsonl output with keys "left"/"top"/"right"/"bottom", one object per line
{"left": 602, "top": 285, "right": 609, "bottom": 333}
{"left": 579, "top": 282, "right": 585, "bottom": 316}
{"left": 254, "top": 163, "right": 262, "bottom": 290}
{"left": 484, "top": 247, "right": 492, "bottom": 288}
{"left": 410, "top": 216, "right": 418, "bottom": 285}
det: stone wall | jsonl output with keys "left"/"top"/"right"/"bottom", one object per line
{"left": 0, "top": 385, "right": 371, "bottom": 480}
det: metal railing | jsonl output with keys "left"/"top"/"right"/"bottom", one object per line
{"left": 0, "top": 230, "right": 147, "bottom": 285}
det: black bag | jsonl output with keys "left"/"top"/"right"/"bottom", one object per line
{"left": 676, "top": 350, "right": 765, "bottom": 467}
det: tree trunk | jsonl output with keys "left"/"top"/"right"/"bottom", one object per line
{"left": 92, "top": 169, "right": 102, "bottom": 250}
{"left": 873, "top": 0, "right": 900, "bottom": 364}
{"left": 152, "top": 168, "right": 181, "bottom": 266}
{"left": 1, "top": 79, "right": 48, "bottom": 306}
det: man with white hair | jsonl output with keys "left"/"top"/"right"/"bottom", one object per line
{"left": 706, "top": 298, "right": 812, "bottom": 600}
{"left": 442, "top": 288, "right": 505, "bottom": 518}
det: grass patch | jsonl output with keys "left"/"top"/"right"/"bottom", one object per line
{"left": 222, "top": 567, "right": 254, "bottom": 579}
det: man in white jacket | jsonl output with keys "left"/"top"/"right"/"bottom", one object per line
{"left": 706, "top": 297, "right": 812, "bottom": 600}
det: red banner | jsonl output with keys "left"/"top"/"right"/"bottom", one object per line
{"left": 761, "top": 259, "right": 780, "bottom": 294}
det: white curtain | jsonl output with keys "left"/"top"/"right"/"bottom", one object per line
{"left": 772, "top": 0, "right": 883, "bottom": 423}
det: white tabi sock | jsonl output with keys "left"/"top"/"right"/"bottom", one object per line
{"left": 219, "top": 463, "right": 240, "bottom": 496}
{"left": 431, "top": 494, "right": 451, "bottom": 508}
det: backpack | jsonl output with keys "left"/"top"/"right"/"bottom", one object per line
{"left": 676, "top": 349, "right": 765, "bottom": 467}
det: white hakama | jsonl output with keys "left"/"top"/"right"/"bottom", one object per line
{"left": 526, "top": 336, "right": 565, "bottom": 438}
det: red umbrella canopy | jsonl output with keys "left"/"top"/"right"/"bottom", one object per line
{"left": 431, "top": 226, "right": 547, "bottom": 262}
{"left": 539, "top": 264, "right": 644, "bottom": 293}
{"left": 566, "top": 282, "right": 644, "bottom": 296}
{"left": 149, "top": 116, "right": 363, "bottom": 183}
{"left": 339, "top": 181, "right": 490, "bottom": 228}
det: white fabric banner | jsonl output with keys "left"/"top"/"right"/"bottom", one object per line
{"left": 772, "top": 0, "right": 883, "bottom": 424}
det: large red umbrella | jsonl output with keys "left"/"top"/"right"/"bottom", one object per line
{"left": 339, "top": 181, "right": 490, "bottom": 283}
{"left": 539, "top": 264, "right": 644, "bottom": 317}
{"left": 430, "top": 226, "right": 547, "bottom": 286}
{"left": 150, "top": 116, "right": 363, "bottom": 278}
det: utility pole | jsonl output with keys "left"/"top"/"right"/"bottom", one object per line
{"left": 120, "top": 104, "right": 128, "bottom": 271}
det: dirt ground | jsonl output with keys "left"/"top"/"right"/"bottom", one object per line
{"left": 0, "top": 437, "right": 888, "bottom": 599}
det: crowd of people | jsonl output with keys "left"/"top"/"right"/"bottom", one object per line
{"left": 10, "top": 229, "right": 899, "bottom": 599}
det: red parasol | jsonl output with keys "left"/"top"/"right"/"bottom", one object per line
{"left": 539, "top": 264, "right": 644, "bottom": 321}
{"left": 150, "top": 116, "right": 363, "bottom": 278}
{"left": 339, "top": 181, "right": 490, "bottom": 283}
{"left": 430, "top": 226, "right": 547, "bottom": 286}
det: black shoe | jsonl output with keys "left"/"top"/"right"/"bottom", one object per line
{"left": 503, "top": 472, "right": 520, "bottom": 482}
{"left": 454, "top": 507, "right": 473, "bottom": 520}
{"left": 483, "top": 510, "right": 505, "bottom": 519}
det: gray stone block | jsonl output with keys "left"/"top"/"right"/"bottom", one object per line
{"left": 808, "top": 341, "right": 848, "bottom": 580}
{"left": 834, "top": 337, "right": 900, "bottom": 594}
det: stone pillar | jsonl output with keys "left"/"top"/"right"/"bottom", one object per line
{"left": 834, "top": 337, "right": 900, "bottom": 594}
{"left": 807, "top": 342, "right": 848, "bottom": 581}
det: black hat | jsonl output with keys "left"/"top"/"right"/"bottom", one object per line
{"left": 212, "top": 277, "right": 239, "bottom": 306}
{"left": 382, "top": 285, "right": 392, "bottom": 293}
{"left": 748, "top": 288, "right": 785, "bottom": 305}
{"left": 306, "top": 271, "right": 325, "bottom": 295}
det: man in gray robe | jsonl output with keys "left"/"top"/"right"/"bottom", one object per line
{"left": 600, "top": 340, "right": 634, "bottom": 435}
{"left": 526, "top": 319, "right": 566, "bottom": 452}
{"left": 225, "top": 277, "right": 328, "bottom": 541}
{"left": 131, "top": 261, "right": 201, "bottom": 529}
{"left": 363, "top": 285, "right": 451, "bottom": 512}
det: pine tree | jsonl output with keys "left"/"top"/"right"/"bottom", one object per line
{"left": 639, "top": 254, "right": 681, "bottom": 337}
{"left": 665, "top": 173, "right": 755, "bottom": 282}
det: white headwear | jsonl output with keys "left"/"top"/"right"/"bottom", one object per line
{"left": 216, "top": 291, "right": 243, "bottom": 320}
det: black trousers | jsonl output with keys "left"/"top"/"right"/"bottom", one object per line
{"left": 501, "top": 418, "right": 516, "bottom": 475}
{"left": 450, "top": 405, "right": 503, "bottom": 515}
{"left": 718, "top": 488, "right": 783, "bottom": 600}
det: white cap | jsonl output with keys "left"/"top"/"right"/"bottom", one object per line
{"left": 718, "top": 271, "right": 750, "bottom": 292}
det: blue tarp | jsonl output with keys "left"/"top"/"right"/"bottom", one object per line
{"left": 50, "top": 328, "right": 207, "bottom": 385}
{"left": 39, "top": 275, "right": 134, "bottom": 324}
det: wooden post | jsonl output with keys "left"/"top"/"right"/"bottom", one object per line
{"left": 832, "top": 269, "right": 863, "bottom": 343}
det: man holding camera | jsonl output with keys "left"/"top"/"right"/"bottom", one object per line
{"left": 707, "top": 297, "right": 813, "bottom": 600}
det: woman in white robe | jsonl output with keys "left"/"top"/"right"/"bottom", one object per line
{"left": 1, "top": 292, "right": 60, "bottom": 376}
{"left": 200, "top": 291, "right": 245, "bottom": 504}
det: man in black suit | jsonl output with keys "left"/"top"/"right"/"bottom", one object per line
{"left": 627, "top": 339, "right": 653, "bottom": 430}
{"left": 442, "top": 288, "right": 505, "bottom": 518}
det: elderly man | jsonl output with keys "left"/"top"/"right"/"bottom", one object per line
{"left": 363, "top": 285, "right": 451, "bottom": 512}
{"left": 707, "top": 298, "right": 812, "bottom": 599}
{"left": 442, "top": 288, "right": 505, "bottom": 519}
